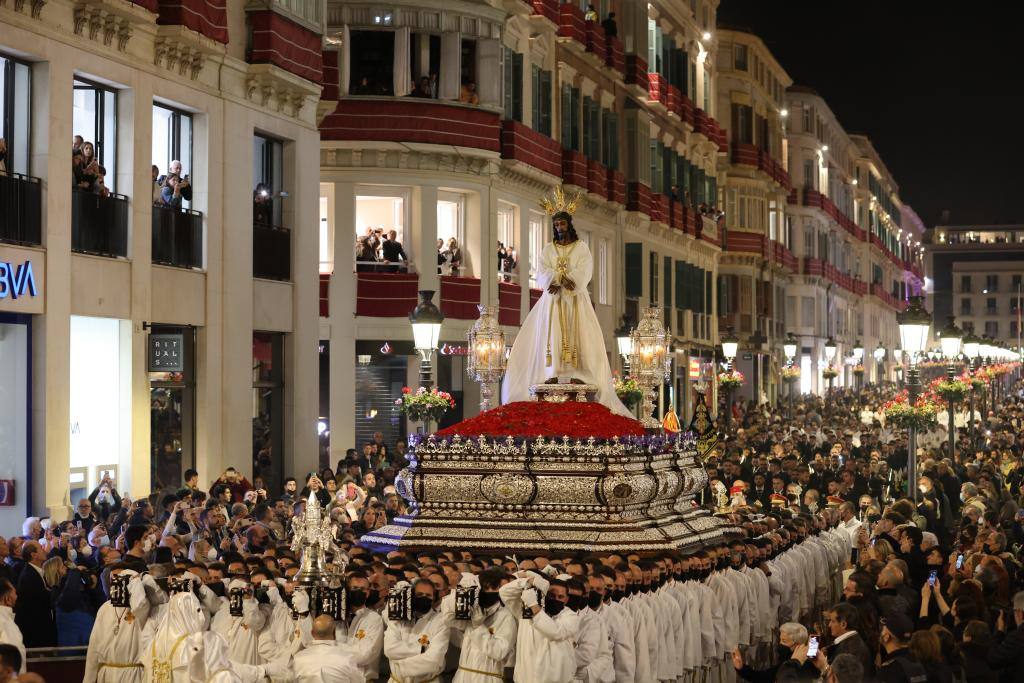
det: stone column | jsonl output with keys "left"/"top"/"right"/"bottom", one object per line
{"left": 328, "top": 180, "right": 357, "bottom": 462}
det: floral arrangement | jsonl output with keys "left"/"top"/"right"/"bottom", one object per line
{"left": 395, "top": 387, "right": 456, "bottom": 423}
{"left": 781, "top": 366, "right": 801, "bottom": 381}
{"left": 434, "top": 401, "right": 645, "bottom": 439}
{"left": 852, "top": 364, "right": 865, "bottom": 376}
{"left": 613, "top": 373, "right": 644, "bottom": 408}
{"left": 717, "top": 369, "right": 745, "bottom": 389}
{"left": 882, "top": 390, "right": 940, "bottom": 430}
{"left": 822, "top": 365, "right": 839, "bottom": 379}
{"left": 930, "top": 376, "right": 970, "bottom": 403}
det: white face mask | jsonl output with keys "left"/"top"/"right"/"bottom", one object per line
{"left": 94, "top": 535, "right": 110, "bottom": 548}
{"left": 142, "top": 538, "right": 153, "bottom": 554}
{"left": 207, "top": 546, "right": 218, "bottom": 560}
{"left": 68, "top": 548, "right": 77, "bottom": 563}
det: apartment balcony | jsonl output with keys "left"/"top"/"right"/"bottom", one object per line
{"left": 320, "top": 99, "right": 501, "bottom": 154}
{"left": 768, "top": 240, "right": 799, "bottom": 272}
{"left": 71, "top": 189, "right": 129, "bottom": 258}
{"left": 440, "top": 276, "right": 482, "bottom": 319}
{"left": 498, "top": 281, "right": 521, "bottom": 326}
{"left": 152, "top": 205, "right": 203, "bottom": 269}
{"left": 586, "top": 159, "right": 608, "bottom": 200}
{"left": 501, "top": 120, "right": 561, "bottom": 178}
{"left": 607, "top": 169, "right": 626, "bottom": 205}
{"left": 692, "top": 108, "right": 727, "bottom": 151}
{"left": 319, "top": 273, "right": 329, "bottom": 317}
{"left": 730, "top": 142, "right": 759, "bottom": 167}
{"left": 802, "top": 256, "right": 825, "bottom": 277}
{"left": 671, "top": 90, "right": 694, "bottom": 126}
{"left": 647, "top": 73, "right": 669, "bottom": 109}
{"left": 531, "top": 0, "right": 559, "bottom": 23}
{"left": 561, "top": 149, "right": 588, "bottom": 189}
{"left": 604, "top": 36, "right": 625, "bottom": 77}
{"left": 650, "top": 193, "right": 669, "bottom": 224}
{"left": 669, "top": 198, "right": 683, "bottom": 231}
{"left": 723, "top": 230, "right": 764, "bottom": 255}
{"left": 355, "top": 271, "right": 418, "bottom": 317}
{"left": 253, "top": 221, "right": 291, "bottom": 280}
{"left": 626, "top": 182, "right": 652, "bottom": 217}
{"left": 584, "top": 20, "right": 605, "bottom": 59}
{"left": 625, "top": 55, "right": 649, "bottom": 92}
{"left": 557, "top": 3, "right": 586, "bottom": 46}
{"left": 0, "top": 173, "right": 42, "bottom": 246}
{"left": 157, "top": 0, "right": 228, "bottom": 44}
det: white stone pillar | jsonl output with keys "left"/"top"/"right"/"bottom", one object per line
{"left": 32, "top": 59, "right": 73, "bottom": 520}
{"left": 439, "top": 32, "right": 461, "bottom": 101}
{"left": 416, "top": 185, "right": 440, "bottom": 292}
{"left": 515, "top": 198, "right": 533, "bottom": 324}
{"left": 328, "top": 180, "right": 357, "bottom": 462}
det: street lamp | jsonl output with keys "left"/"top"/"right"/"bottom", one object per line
{"left": 853, "top": 340, "right": 865, "bottom": 391}
{"left": 466, "top": 305, "right": 506, "bottom": 412}
{"left": 720, "top": 327, "right": 739, "bottom": 428}
{"left": 410, "top": 290, "right": 444, "bottom": 391}
{"left": 939, "top": 316, "right": 963, "bottom": 462}
{"left": 824, "top": 337, "right": 837, "bottom": 393}
{"left": 873, "top": 346, "right": 886, "bottom": 384}
{"left": 897, "top": 295, "right": 931, "bottom": 503}
{"left": 783, "top": 333, "right": 798, "bottom": 418}
{"left": 629, "top": 307, "right": 672, "bottom": 429}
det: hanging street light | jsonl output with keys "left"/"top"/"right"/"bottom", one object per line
{"left": 897, "top": 295, "right": 932, "bottom": 502}
{"left": 410, "top": 290, "right": 444, "bottom": 391}
{"left": 466, "top": 305, "right": 506, "bottom": 412}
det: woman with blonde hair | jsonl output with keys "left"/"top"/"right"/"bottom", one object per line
{"left": 41, "top": 556, "right": 66, "bottom": 590}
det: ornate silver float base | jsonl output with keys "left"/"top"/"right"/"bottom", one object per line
{"left": 359, "top": 433, "right": 728, "bottom": 554}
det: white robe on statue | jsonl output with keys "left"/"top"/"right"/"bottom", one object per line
{"left": 501, "top": 239, "right": 631, "bottom": 416}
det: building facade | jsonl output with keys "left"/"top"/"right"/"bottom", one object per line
{"left": 317, "top": 0, "right": 728, "bottom": 460}
{"left": 0, "top": 0, "right": 325, "bottom": 525}
{"left": 714, "top": 29, "right": 792, "bottom": 405}
{"left": 927, "top": 224, "right": 1024, "bottom": 347}
{"left": 783, "top": 87, "right": 925, "bottom": 395}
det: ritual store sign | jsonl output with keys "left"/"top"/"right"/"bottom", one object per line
{"left": 148, "top": 333, "right": 184, "bottom": 372}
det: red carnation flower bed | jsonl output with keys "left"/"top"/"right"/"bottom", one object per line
{"left": 435, "top": 401, "right": 645, "bottom": 439}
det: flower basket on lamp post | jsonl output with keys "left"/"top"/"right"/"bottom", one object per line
{"left": 882, "top": 391, "right": 940, "bottom": 431}
{"left": 613, "top": 373, "right": 644, "bottom": 410}
{"left": 395, "top": 386, "right": 456, "bottom": 433}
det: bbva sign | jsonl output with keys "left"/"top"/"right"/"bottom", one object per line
{"left": 0, "top": 261, "right": 38, "bottom": 300}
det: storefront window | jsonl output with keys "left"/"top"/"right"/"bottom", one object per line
{"left": 0, "top": 315, "right": 29, "bottom": 528}
{"left": 253, "top": 332, "right": 284, "bottom": 493}
{"left": 149, "top": 326, "right": 195, "bottom": 491}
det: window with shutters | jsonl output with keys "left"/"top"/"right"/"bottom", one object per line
{"left": 650, "top": 140, "right": 664, "bottom": 194}
{"left": 703, "top": 68, "right": 711, "bottom": 111}
{"left": 601, "top": 110, "right": 619, "bottom": 170}
{"left": 734, "top": 44, "right": 748, "bottom": 71}
{"left": 647, "top": 20, "right": 662, "bottom": 73}
{"left": 528, "top": 211, "right": 545, "bottom": 288}
{"left": 731, "top": 103, "right": 752, "bottom": 145}
{"left": 502, "top": 48, "right": 523, "bottom": 122}
{"left": 531, "top": 67, "right": 553, "bottom": 136}
{"left": 649, "top": 251, "right": 660, "bottom": 305}
{"left": 662, "top": 146, "right": 673, "bottom": 197}
{"left": 560, "top": 85, "right": 581, "bottom": 151}
{"left": 625, "top": 243, "right": 643, "bottom": 298}
{"left": 801, "top": 296, "right": 815, "bottom": 329}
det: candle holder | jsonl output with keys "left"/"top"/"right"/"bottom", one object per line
{"left": 467, "top": 305, "right": 507, "bottom": 412}
{"left": 627, "top": 307, "right": 671, "bottom": 428}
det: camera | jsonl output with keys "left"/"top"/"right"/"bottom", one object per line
{"left": 388, "top": 585, "right": 413, "bottom": 622}
{"left": 454, "top": 585, "right": 478, "bottom": 621}
{"left": 319, "top": 586, "right": 346, "bottom": 620}
{"left": 229, "top": 586, "right": 248, "bottom": 616}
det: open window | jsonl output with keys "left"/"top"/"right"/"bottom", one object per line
{"left": 73, "top": 78, "right": 118, "bottom": 191}
{"left": 355, "top": 187, "right": 409, "bottom": 271}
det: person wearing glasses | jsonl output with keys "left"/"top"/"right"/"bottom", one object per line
{"left": 72, "top": 500, "right": 98, "bottom": 534}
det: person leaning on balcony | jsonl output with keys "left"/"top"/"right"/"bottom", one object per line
{"left": 161, "top": 174, "right": 184, "bottom": 209}
{"left": 459, "top": 81, "right": 479, "bottom": 105}
{"left": 167, "top": 160, "right": 192, "bottom": 202}
{"left": 446, "top": 237, "right": 463, "bottom": 275}
{"left": 152, "top": 165, "right": 163, "bottom": 205}
{"left": 602, "top": 12, "right": 617, "bottom": 38}
{"left": 585, "top": 4, "right": 599, "bottom": 21}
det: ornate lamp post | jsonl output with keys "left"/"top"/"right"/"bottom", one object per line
{"left": 628, "top": 307, "right": 672, "bottom": 429}
{"left": 719, "top": 327, "right": 739, "bottom": 428}
{"left": 962, "top": 332, "right": 980, "bottom": 446}
{"left": 897, "top": 296, "right": 932, "bottom": 503}
{"left": 783, "top": 333, "right": 798, "bottom": 418}
{"left": 852, "top": 339, "right": 865, "bottom": 393}
{"left": 939, "top": 317, "right": 963, "bottom": 461}
{"left": 824, "top": 337, "right": 837, "bottom": 393}
{"left": 873, "top": 346, "right": 886, "bottom": 385}
{"left": 466, "top": 305, "right": 506, "bottom": 412}
{"left": 410, "top": 291, "right": 444, "bottom": 391}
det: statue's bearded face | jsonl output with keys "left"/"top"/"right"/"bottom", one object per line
{"left": 554, "top": 218, "right": 569, "bottom": 235}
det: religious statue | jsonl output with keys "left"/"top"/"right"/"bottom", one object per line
{"left": 291, "top": 490, "right": 340, "bottom": 585}
{"left": 500, "top": 188, "right": 631, "bottom": 416}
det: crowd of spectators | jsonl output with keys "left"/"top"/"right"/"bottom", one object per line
{"left": 151, "top": 160, "right": 193, "bottom": 209}
{"left": 71, "top": 136, "right": 109, "bottom": 197}
{"left": 356, "top": 228, "right": 409, "bottom": 273}
{"left": 0, "top": 371, "right": 1021, "bottom": 682}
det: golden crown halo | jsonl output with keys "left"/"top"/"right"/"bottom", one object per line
{"left": 539, "top": 186, "right": 582, "bottom": 216}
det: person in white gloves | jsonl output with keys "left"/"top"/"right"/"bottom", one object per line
{"left": 83, "top": 568, "right": 151, "bottom": 683}
{"left": 499, "top": 571, "right": 579, "bottom": 683}
{"left": 211, "top": 579, "right": 267, "bottom": 668}
{"left": 383, "top": 579, "right": 452, "bottom": 683}
{"left": 293, "top": 614, "right": 363, "bottom": 683}
{"left": 335, "top": 571, "right": 384, "bottom": 680}
{"left": 451, "top": 568, "right": 516, "bottom": 683}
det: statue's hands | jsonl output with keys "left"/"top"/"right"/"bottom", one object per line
{"left": 562, "top": 278, "right": 575, "bottom": 291}
{"left": 547, "top": 284, "right": 561, "bottom": 295}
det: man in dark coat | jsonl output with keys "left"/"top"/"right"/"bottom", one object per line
{"left": 990, "top": 591, "right": 1024, "bottom": 683}
{"left": 824, "top": 603, "right": 874, "bottom": 676}
{"left": 14, "top": 542, "right": 55, "bottom": 647}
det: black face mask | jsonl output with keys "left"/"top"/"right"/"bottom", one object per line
{"left": 625, "top": 584, "right": 637, "bottom": 596}
{"left": 567, "top": 594, "right": 587, "bottom": 612}
{"left": 348, "top": 590, "right": 367, "bottom": 608}
{"left": 544, "top": 599, "right": 566, "bottom": 617}
{"left": 587, "top": 592, "right": 603, "bottom": 610}
{"left": 611, "top": 589, "right": 625, "bottom": 602}
{"left": 639, "top": 583, "right": 651, "bottom": 594}
{"left": 412, "top": 596, "right": 434, "bottom": 616}
{"left": 478, "top": 591, "right": 501, "bottom": 609}
{"left": 366, "top": 589, "right": 381, "bottom": 607}
{"left": 207, "top": 581, "right": 226, "bottom": 598}
{"left": 776, "top": 644, "right": 792, "bottom": 661}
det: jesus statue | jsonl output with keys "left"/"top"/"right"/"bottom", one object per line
{"left": 500, "top": 190, "right": 631, "bottom": 416}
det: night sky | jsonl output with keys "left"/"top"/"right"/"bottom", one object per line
{"left": 716, "top": 1, "right": 1023, "bottom": 228}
